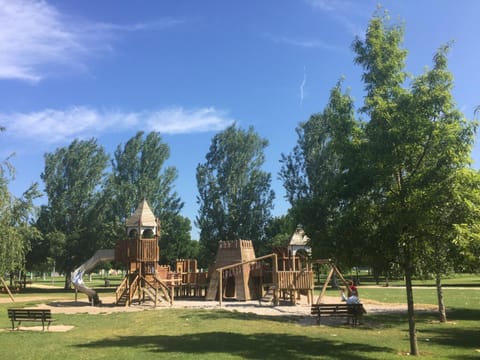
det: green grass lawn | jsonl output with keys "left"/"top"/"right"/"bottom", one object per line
{"left": 0, "top": 277, "right": 479, "bottom": 360}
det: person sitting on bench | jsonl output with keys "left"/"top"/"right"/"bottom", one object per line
{"left": 341, "top": 280, "right": 360, "bottom": 304}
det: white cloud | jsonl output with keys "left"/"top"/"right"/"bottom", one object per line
{"left": 304, "top": 0, "right": 352, "bottom": 12}
{"left": 0, "top": 0, "right": 181, "bottom": 83}
{"left": 304, "top": 0, "right": 364, "bottom": 37}
{"left": 146, "top": 107, "right": 235, "bottom": 134}
{"left": 265, "top": 34, "right": 341, "bottom": 51}
{"left": 2, "top": 106, "right": 234, "bottom": 143}
{"left": 299, "top": 66, "right": 307, "bottom": 106}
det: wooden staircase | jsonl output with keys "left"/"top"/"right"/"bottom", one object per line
{"left": 260, "top": 284, "right": 277, "bottom": 304}
{"left": 116, "top": 272, "right": 139, "bottom": 306}
{"left": 140, "top": 276, "right": 173, "bottom": 306}
{"left": 116, "top": 271, "right": 174, "bottom": 307}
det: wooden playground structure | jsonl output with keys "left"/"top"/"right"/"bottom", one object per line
{"left": 112, "top": 200, "right": 210, "bottom": 306}
{"left": 5, "top": 200, "right": 348, "bottom": 309}
{"left": 109, "top": 201, "right": 319, "bottom": 307}
{"left": 113, "top": 200, "right": 173, "bottom": 306}
{"left": 205, "top": 224, "right": 315, "bottom": 306}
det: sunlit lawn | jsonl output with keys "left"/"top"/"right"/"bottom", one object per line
{"left": 0, "top": 275, "right": 479, "bottom": 360}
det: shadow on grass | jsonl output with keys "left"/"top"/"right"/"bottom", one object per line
{"left": 16, "top": 287, "right": 71, "bottom": 295}
{"left": 74, "top": 331, "right": 392, "bottom": 359}
{"left": 447, "top": 308, "right": 480, "bottom": 321}
{"left": 424, "top": 326, "right": 480, "bottom": 358}
{"left": 429, "top": 327, "right": 480, "bottom": 348}
{"left": 181, "top": 308, "right": 307, "bottom": 324}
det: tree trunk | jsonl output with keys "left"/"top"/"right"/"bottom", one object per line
{"left": 64, "top": 272, "right": 72, "bottom": 290}
{"left": 436, "top": 273, "right": 447, "bottom": 323}
{"left": 405, "top": 266, "right": 419, "bottom": 355}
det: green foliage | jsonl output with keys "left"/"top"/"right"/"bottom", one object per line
{"left": 196, "top": 124, "right": 274, "bottom": 263}
{"left": 107, "top": 131, "right": 183, "bottom": 222}
{"left": 159, "top": 213, "right": 199, "bottom": 267}
{"left": 281, "top": 10, "right": 479, "bottom": 356}
{"left": 36, "top": 139, "right": 109, "bottom": 276}
{"left": 262, "top": 214, "right": 296, "bottom": 255}
{"left": 105, "top": 131, "right": 187, "bottom": 264}
{"left": 0, "top": 127, "right": 41, "bottom": 275}
{"left": 280, "top": 80, "right": 362, "bottom": 264}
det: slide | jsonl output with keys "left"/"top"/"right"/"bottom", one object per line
{"left": 71, "top": 249, "right": 115, "bottom": 305}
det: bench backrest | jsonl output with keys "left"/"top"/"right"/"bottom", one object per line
{"left": 8, "top": 309, "right": 53, "bottom": 320}
{"left": 311, "top": 303, "right": 364, "bottom": 314}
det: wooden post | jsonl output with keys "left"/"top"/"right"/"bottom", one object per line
{"left": 317, "top": 267, "right": 334, "bottom": 304}
{"left": 273, "top": 253, "right": 279, "bottom": 305}
{"left": 0, "top": 277, "right": 15, "bottom": 302}
{"left": 218, "top": 269, "right": 223, "bottom": 307}
{"left": 332, "top": 264, "right": 350, "bottom": 289}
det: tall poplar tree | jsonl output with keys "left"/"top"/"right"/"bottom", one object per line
{"left": 280, "top": 80, "right": 361, "bottom": 263}
{"left": 37, "top": 138, "right": 109, "bottom": 286}
{"left": 196, "top": 124, "right": 274, "bottom": 263}
{"left": 106, "top": 131, "right": 187, "bottom": 265}
{"left": 108, "top": 131, "right": 183, "bottom": 223}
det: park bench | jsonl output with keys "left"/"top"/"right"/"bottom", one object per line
{"left": 7, "top": 308, "right": 55, "bottom": 331}
{"left": 311, "top": 303, "right": 366, "bottom": 327}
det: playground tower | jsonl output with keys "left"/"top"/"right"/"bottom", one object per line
{"left": 206, "top": 240, "right": 257, "bottom": 301}
{"left": 114, "top": 200, "right": 171, "bottom": 306}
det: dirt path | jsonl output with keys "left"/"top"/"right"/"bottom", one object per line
{"left": 2, "top": 284, "right": 437, "bottom": 318}
{"left": 2, "top": 287, "right": 440, "bottom": 332}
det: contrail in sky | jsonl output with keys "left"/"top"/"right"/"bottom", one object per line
{"left": 300, "top": 66, "right": 307, "bottom": 107}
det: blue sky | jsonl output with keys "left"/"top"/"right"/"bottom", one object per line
{"left": 1, "top": 0, "right": 480, "bottom": 238}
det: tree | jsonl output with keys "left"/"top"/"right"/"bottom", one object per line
{"left": 37, "top": 138, "right": 109, "bottom": 287}
{"left": 0, "top": 126, "right": 41, "bottom": 280}
{"left": 352, "top": 15, "right": 475, "bottom": 355}
{"left": 281, "top": 10, "right": 477, "bottom": 356}
{"left": 262, "top": 214, "right": 296, "bottom": 255}
{"left": 196, "top": 124, "right": 275, "bottom": 263}
{"left": 280, "top": 80, "right": 362, "bottom": 264}
{"left": 159, "top": 213, "right": 199, "bottom": 266}
{"left": 108, "top": 131, "right": 183, "bottom": 223}
{"left": 106, "top": 131, "right": 185, "bottom": 263}
{"left": 0, "top": 178, "right": 41, "bottom": 278}
{"left": 450, "top": 169, "right": 480, "bottom": 272}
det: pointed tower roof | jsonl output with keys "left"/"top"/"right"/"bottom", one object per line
{"left": 288, "top": 224, "right": 310, "bottom": 246}
{"left": 126, "top": 199, "right": 157, "bottom": 227}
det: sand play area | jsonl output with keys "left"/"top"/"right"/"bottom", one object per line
{"left": 1, "top": 285, "right": 437, "bottom": 332}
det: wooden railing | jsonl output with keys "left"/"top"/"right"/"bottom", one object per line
{"left": 151, "top": 275, "right": 174, "bottom": 304}
{"left": 138, "top": 239, "right": 158, "bottom": 262}
{"left": 115, "top": 276, "right": 129, "bottom": 304}
{"left": 114, "top": 238, "right": 159, "bottom": 263}
{"left": 129, "top": 274, "right": 140, "bottom": 305}
{"left": 115, "top": 272, "right": 140, "bottom": 306}
{"left": 276, "top": 271, "right": 314, "bottom": 290}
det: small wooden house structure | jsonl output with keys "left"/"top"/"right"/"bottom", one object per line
{"left": 288, "top": 225, "right": 311, "bottom": 261}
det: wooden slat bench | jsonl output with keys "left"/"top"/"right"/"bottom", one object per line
{"left": 311, "top": 303, "right": 366, "bottom": 327}
{"left": 7, "top": 308, "right": 55, "bottom": 331}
